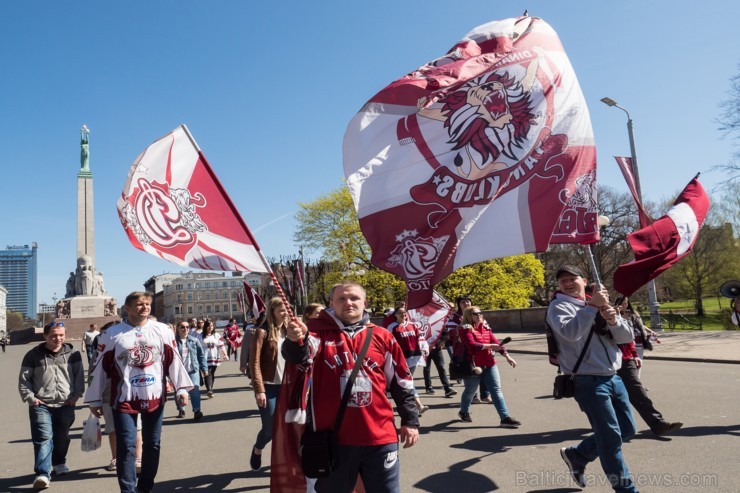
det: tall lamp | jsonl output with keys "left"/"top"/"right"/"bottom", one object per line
{"left": 600, "top": 97, "right": 662, "bottom": 330}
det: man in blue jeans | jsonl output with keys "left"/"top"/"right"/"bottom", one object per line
{"left": 86, "top": 292, "right": 193, "bottom": 493}
{"left": 19, "top": 322, "right": 85, "bottom": 490}
{"left": 547, "top": 266, "right": 639, "bottom": 493}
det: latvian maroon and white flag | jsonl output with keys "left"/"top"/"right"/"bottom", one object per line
{"left": 293, "top": 259, "right": 305, "bottom": 299}
{"left": 614, "top": 156, "right": 652, "bottom": 228}
{"left": 243, "top": 282, "right": 266, "bottom": 320}
{"left": 408, "top": 290, "right": 453, "bottom": 347}
{"left": 343, "top": 16, "right": 599, "bottom": 308}
{"left": 613, "top": 177, "right": 709, "bottom": 296}
{"left": 117, "top": 125, "right": 267, "bottom": 273}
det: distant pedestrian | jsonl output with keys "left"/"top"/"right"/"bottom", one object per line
{"left": 199, "top": 319, "right": 228, "bottom": 399}
{"left": 302, "top": 303, "right": 325, "bottom": 323}
{"left": 175, "top": 321, "right": 208, "bottom": 421}
{"left": 1, "top": 336, "right": 7, "bottom": 353}
{"left": 223, "top": 318, "right": 241, "bottom": 362}
{"left": 83, "top": 323, "right": 100, "bottom": 367}
{"left": 388, "top": 308, "right": 430, "bottom": 415}
{"left": 19, "top": 322, "right": 85, "bottom": 490}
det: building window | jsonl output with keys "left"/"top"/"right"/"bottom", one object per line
{"left": 197, "top": 292, "right": 202, "bottom": 301}
{"left": 187, "top": 283, "right": 192, "bottom": 290}
{"left": 232, "top": 303, "right": 237, "bottom": 312}
{"left": 214, "top": 292, "right": 219, "bottom": 300}
{"left": 205, "top": 292, "right": 210, "bottom": 301}
{"left": 176, "top": 283, "right": 183, "bottom": 290}
{"left": 223, "top": 290, "right": 228, "bottom": 299}
{"left": 187, "top": 306, "right": 193, "bottom": 314}
{"left": 197, "top": 305, "right": 203, "bottom": 314}
{"left": 222, "top": 281, "right": 228, "bottom": 287}
{"left": 223, "top": 304, "right": 229, "bottom": 312}
{"left": 205, "top": 282, "right": 211, "bottom": 288}
{"left": 177, "top": 294, "right": 182, "bottom": 302}
{"left": 175, "top": 306, "right": 180, "bottom": 315}
{"left": 187, "top": 293, "right": 193, "bottom": 301}
{"left": 195, "top": 283, "right": 201, "bottom": 289}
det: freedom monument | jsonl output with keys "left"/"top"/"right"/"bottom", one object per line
{"left": 55, "top": 126, "right": 117, "bottom": 337}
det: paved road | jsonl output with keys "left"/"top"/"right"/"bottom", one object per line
{"left": 1, "top": 338, "right": 738, "bottom": 492}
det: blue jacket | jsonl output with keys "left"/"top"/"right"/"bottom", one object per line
{"left": 175, "top": 335, "right": 207, "bottom": 374}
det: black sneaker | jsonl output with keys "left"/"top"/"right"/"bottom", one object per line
{"left": 194, "top": 411, "right": 203, "bottom": 421}
{"left": 250, "top": 447, "right": 262, "bottom": 471}
{"left": 560, "top": 447, "right": 586, "bottom": 487}
{"left": 176, "top": 410, "right": 185, "bottom": 418}
{"left": 425, "top": 388, "right": 436, "bottom": 394}
{"left": 444, "top": 389, "right": 458, "bottom": 398}
{"left": 500, "top": 416, "right": 521, "bottom": 428}
{"left": 652, "top": 421, "right": 683, "bottom": 436}
{"left": 458, "top": 411, "right": 472, "bottom": 423}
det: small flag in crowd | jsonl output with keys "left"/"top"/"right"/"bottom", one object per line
{"left": 243, "top": 282, "right": 266, "bottom": 320}
{"left": 343, "top": 16, "right": 599, "bottom": 308}
{"left": 117, "top": 125, "right": 268, "bottom": 273}
{"left": 614, "top": 156, "right": 652, "bottom": 228}
{"left": 407, "top": 290, "right": 452, "bottom": 347}
{"left": 613, "top": 177, "right": 709, "bottom": 296}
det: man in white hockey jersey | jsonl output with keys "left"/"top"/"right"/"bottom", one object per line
{"left": 85, "top": 291, "right": 193, "bottom": 493}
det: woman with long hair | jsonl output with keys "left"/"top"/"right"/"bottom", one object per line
{"left": 248, "top": 297, "right": 289, "bottom": 471}
{"left": 457, "top": 306, "right": 520, "bottom": 427}
{"left": 302, "top": 303, "right": 325, "bottom": 324}
{"left": 199, "top": 319, "right": 228, "bottom": 399}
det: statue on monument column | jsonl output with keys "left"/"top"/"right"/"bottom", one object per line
{"left": 75, "top": 255, "right": 95, "bottom": 296}
{"left": 65, "top": 272, "right": 75, "bottom": 298}
{"left": 80, "top": 124, "right": 90, "bottom": 172}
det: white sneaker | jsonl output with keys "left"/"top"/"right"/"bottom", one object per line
{"left": 53, "top": 463, "right": 70, "bottom": 475}
{"left": 33, "top": 475, "right": 50, "bottom": 489}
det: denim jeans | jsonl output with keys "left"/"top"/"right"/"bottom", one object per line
{"left": 177, "top": 371, "right": 202, "bottom": 413}
{"left": 254, "top": 384, "right": 281, "bottom": 449}
{"left": 29, "top": 404, "right": 76, "bottom": 478}
{"left": 460, "top": 365, "right": 509, "bottom": 419}
{"left": 570, "top": 374, "right": 638, "bottom": 493}
{"left": 113, "top": 405, "right": 164, "bottom": 493}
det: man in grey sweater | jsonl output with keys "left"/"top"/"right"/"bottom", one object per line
{"left": 547, "top": 266, "right": 638, "bottom": 493}
{"left": 18, "top": 322, "right": 85, "bottom": 490}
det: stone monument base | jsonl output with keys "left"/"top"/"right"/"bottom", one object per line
{"left": 53, "top": 296, "right": 120, "bottom": 341}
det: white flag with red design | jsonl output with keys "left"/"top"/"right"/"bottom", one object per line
{"left": 613, "top": 177, "right": 709, "bottom": 297}
{"left": 117, "top": 125, "right": 267, "bottom": 273}
{"left": 614, "top": 156, "right": 652, "bottom": 228}
{"left": 407, "top": 290, "right": 452, "bottom": 347}
{"left": 343, "top": 16, "right": 599, "bottom": 307}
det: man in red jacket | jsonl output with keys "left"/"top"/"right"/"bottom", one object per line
{"left": 284, "top": 281, "right": 419, "bottom": 493}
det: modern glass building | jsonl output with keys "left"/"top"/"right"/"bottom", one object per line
{"left": 0, "top": 243, "right": 38, "bottom": 318}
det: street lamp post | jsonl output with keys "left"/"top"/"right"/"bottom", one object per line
{"left": 601, "top": 97, "right": 662, "bottom": 330}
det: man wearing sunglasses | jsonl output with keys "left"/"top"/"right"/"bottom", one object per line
{"left": 19, "top": 322, "right": 85, "bottom": 490}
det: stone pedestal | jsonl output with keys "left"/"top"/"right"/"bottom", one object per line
{"left": 70, "top": 296, "right": 106, "bottom": 318}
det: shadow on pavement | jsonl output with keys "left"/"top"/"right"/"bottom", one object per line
{"left": 155, "top": 470, "right": 269, "bottom": 492}
{"left": 413, "top": 456, "right": 497, "bottom": 492}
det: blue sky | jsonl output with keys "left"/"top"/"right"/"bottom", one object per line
{"left": 1, "top": 1, "right": 738, "bottom": 310}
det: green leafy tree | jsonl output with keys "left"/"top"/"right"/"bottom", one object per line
{"left": 6, "top": 310, "right": 26, "bottom": 331}
{"left": 437, "top": 255, "right": 544, "bottom": 310}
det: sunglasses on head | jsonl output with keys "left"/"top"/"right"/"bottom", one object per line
{"left": 472, "top": 312, "right": 483, "bottom": 316}
{"left": 49, "top": 322, "right": 65, "bottom": 328}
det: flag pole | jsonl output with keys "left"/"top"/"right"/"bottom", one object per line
{"left": 180, "top": 124, "right": 298, "bottom": 323}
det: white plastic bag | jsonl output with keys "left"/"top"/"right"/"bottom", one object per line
{"left": 81, "top": 413, "right": 102, "bottom": 452}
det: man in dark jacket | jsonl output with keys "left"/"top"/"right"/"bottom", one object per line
{"left": 18, "top": 322, "right": 85, "bottom": 490}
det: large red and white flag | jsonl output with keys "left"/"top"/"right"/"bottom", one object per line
{"left": 408, "top": 290, "right": 453, "bottom": 347}
{"left": 243, "top": 282, "right": 266, "bottom": 320}
{"left": 613, "top": 177, "right": 709, "bottom": 296}
{"left": 343, "top": 16, "right": 599, "bottom": 307}
{"left": 118, "top": 125, "right": 267, "bottom": 273}
{"left": 614, "top": 156, "right": 652, "bottom": 228}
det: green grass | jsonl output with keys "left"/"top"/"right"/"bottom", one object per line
{"left": 660, "top": 297, "right": 727, "bottom": 313}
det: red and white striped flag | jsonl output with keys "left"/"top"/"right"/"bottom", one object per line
{"left": 236, "top": 290, "right": 246, "bottom": 316}
{"left": 613, "top": 177, "right": 709, "bottom": 296}
{"left": 343, "top": 16, "right": 599, "bottom": 308}
{"left": 243, "top": 282, "right": 266, "bottom": 320}
{"left": 614, "top": 156, "right": 652, "bottom": 228}
{"left": 117, "top": 125, "right": 268, "bottom": 273}
{"left": 293, "top": 259, "right": 305, "bottom": 299}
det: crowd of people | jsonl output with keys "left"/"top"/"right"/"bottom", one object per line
{"left": 16, "top": 270, "right": 685, "bottom": 492}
